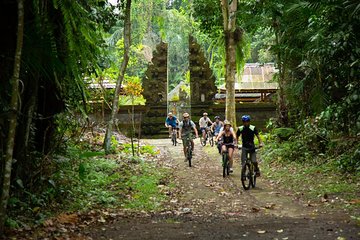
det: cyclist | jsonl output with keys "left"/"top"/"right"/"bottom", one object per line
{"left": 211, "top": 116, "right": 224, "bottom": 154}
{"left": 236, "top": 115, "right": 263, "bottom": 177}
{"left": 211, "top": 116, "right": 224, "bottom": 137}
{"left": 179, "top": 112, "right": 199, "bottom": 161}
{"left": 165, "top": 112, "right": 179, "bottom": 138}
{"left": 199, "top": 112, "right": 213, "bottom": 144}
{"left": 215, "top": 120, "right": 237, "bottom": 173}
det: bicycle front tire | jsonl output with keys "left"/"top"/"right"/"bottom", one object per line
{"left": 251, "top": 164, "right": 256, "bottom": 188}
{"left": 209, "top": 134, "right": 214, "bottom": 147}
{"left": 241, "top": 163, "right": 252, "bottom": 190}
{"left": 187, "top": 145, "right": 192, "bottom": 167}
{"left": 222, "top": 153, "right": 228, "bottom": 178}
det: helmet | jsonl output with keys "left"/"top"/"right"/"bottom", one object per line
{"left": 203, "top": 112, "right": 208, "bottom": 116}
{"left": 223, "top": 120, "right": 231, "bottom": 126}
{"left": 168, "top": 112, "right": 173, "bottom": 116}
{"left": 183, "top": 112, "right": 190, "bottom": 118}
{"left": 214, "top": 116, "right": 220, "bottom": 120}
{"left": 242, "top": 115, "right": 251, "bottom": 122}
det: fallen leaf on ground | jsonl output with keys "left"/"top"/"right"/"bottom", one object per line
{"left": 277, "top": 229, "right": 284, "bottom": 233}
{"left": 257, "top": 230, "right": 266, "bottom": 234}
{"left": 57, "top": 213, "right": 78, "bottom": 224}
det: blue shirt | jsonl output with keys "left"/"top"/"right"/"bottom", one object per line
{"left": 165, "top": 116, "right": 178, "bottom": 127}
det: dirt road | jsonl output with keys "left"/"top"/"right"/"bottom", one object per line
{"left": 88, "top": 139, "right": 359, "bottom": 240}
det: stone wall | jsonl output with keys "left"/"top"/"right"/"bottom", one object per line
{"left": 189, "top": 102, "right": 276, "bottom": 132}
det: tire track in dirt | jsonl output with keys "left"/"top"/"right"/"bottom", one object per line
{"left": 146, "top": 138, "right": 310, "bottom": 219}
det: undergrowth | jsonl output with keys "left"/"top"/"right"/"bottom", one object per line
{"left": 6, "top": 137, "right": 171, "bottom": 228}
{"left": 261, "top": 118, "right": 360, "bottom": 212}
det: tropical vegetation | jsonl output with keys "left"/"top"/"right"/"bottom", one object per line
{"left": 0, "top": 0, "right": 359, "bottom": 234}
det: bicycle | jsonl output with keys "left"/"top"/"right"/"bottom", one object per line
{"left": 184, "top": 135, "right": 195, "bottom": 167}
{"left": 200, "top": 127, "right": 213, "bottom": 146}
{"left": 171, "top": 127, "right": 178, "bottom": 146}
{"left": 220, "top": 142, "right": 234, "bottom": 178}
{"left": 239, "top": 146, "right": 259, "bottom": 190}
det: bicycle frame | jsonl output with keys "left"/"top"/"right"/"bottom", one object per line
{"left": 221, "top": 142, "right": 235, "bottom": 177}
{"left": 184, "top": 136, "right": 194, "bottom": 167}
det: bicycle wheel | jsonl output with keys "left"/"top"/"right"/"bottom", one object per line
{"left": 208, "top": 133, "right": 214, "bottom": 147}
{"left": 241, "top": 163, "right": 252, "bottom": 190}
{"left": 226, "top": 161, "right": 230, "bottom": 176}
{"left": 251, "top": 164, "right": 256, "bottom": 188}
{"left": 222, "top": 153, "right": 228, "bottom": 178}
{"left": 187, "top": 144, "right": 192, "bottom": 167}
{"left": 172, "top": 134, "right": 176, "bottom": 146}
{"left": 200, "top": 136, "right": 206, "bottom": 146}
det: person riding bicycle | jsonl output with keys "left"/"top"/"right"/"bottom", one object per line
{"left": 211, "top": 116, "right": 224, "bottom": 154}
{"left": 199, "top": 112, "right": 213, "bottom": 144}
{"left": 236, "top": 115, "right": 263, "bottom": 177}
{"left": 165, "top": 112, "right": 179, "bottom": 138}
{"left": 215, "top": 120, "right": 237, "bottom": 173}
{"left": 210, "top": 116, "right": 224, "bottom": 137}
{"left": 179, "top": 112, "right": 199, "bottom": 161}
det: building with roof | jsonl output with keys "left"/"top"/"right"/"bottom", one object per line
{"left": 215, "top": 63, "right": 278, "bottom": 102}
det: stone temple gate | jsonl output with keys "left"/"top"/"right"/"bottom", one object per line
{"left": 87, "top": 36, "right": 276, "bottom": 137}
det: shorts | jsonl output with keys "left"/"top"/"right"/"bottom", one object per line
{"left": 181, "top": 133, "right": 193, "bottom": 146}
{"left": 241, "top": 147, "right": 257, "bottom": 165}
{"left": 222, "top": 144, "right": 235, "bottom": 150}
{"left": 200, "top": 127, "right": 207, "bottom": 133}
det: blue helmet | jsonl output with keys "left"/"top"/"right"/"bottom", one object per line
{"left": 242, "top": 115, "right": 251, "bottom": 122}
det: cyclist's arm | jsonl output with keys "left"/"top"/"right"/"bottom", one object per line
{"left": 193, "top": 126, "right": 199, "bottom": 138}
{"left": 231, "top": 130, "right": 238, "bottom": 145}
{"left": 236, "top": 128, "right": 241, "bottom": 145}
{"left": 256, "top": 133, "right": 264, "bottom": 147}
{"left": 210, "top": 123, "right": 215, "bottom": 132}
{"left": 179, "top": 128, "right": 182, "bottom": 139}
{"left": 215, "top": 130, "right": 224, "bottom": 142}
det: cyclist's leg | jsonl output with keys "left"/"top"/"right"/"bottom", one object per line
{"left": 221, "top": 144, "right": 227, "bottom": 154}
{"left": 190, "top": 137, "right": 194, "bottom": 151}
{"left": 241, "top": 148, "right": 247, "bottom": 168}
{"left": 169, "top": 126, "right": 172, "bottom": 137}
{"left": 201, "top": 128, "right": 206, "bottom": 139}
{"left": 251, "top": 151, "right": 260, "bottom": 175}
{"left": 228, "top": 146, "right": 234, "bottom": 168}
{"left": 182, "top": 137, "right": 187, "bottom": 158}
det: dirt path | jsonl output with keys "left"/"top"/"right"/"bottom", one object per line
{"left": 88, "top": 139, "right": 359, "bottom": 240}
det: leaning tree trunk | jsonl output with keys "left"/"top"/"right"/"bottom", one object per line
{"left": 224, "top": 31, "right": 237, "bottom": 127}
{"left": 221, "top": 0, "right": 238, "bottom": 128}
{"left": 0, "top": 0, "right": 24, "bottom": 233}
{"left": 274, "top": 22, "right": 288, "bottom": 127}
{"left": 104, "top": 0, "right": 132, "bottom": 154}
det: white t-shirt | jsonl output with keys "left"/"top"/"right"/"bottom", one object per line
{"left": 199, "top": 117, "right": 211, "bottom": 128}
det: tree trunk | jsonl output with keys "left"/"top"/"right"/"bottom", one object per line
{"left": 221, "top": 0, "right": 238, "bottom": 128}
{"left": 274, "top": 25, "right": 288, "bottom": 127}
{"left": 104, "top": 0, "right": 132, "bottom": 154}
{"left": 0, "top": 0, "right": 24, "bottom": 233}
{"left": 224, "top": 31, "right": 237, "bottom": 127}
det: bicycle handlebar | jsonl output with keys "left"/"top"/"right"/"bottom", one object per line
{"left": 237, "top": 145, "right": 262, "bottom": 150}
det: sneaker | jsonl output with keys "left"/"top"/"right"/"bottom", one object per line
{"left": 229, "top": 168, "right": 233, "bottom": 173}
